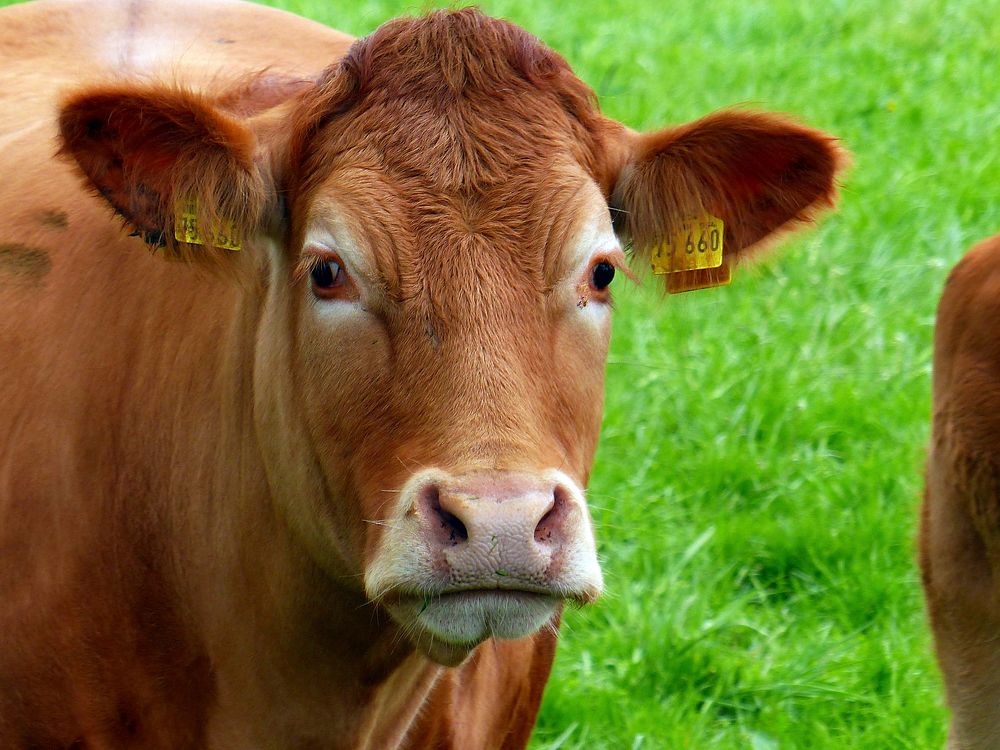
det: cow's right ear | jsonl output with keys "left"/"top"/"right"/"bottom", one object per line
{"left": 58, "top": 83, "right": 272, "bottom": 264}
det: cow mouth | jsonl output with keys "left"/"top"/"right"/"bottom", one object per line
{"left": 383, "top": 589, "right": 561, "bottom": 666}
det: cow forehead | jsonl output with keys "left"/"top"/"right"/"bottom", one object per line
{"left": 287, "top": 7, "right": 610, "bottom": 275}
{"left": 303, "top": 162, "right": 616, "bottom": 303}
{"left": 294, "top": 8, "right": 604, "bottom": 191}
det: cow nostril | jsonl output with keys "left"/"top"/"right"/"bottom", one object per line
{"left": 437, "top": 507, "right": 468, "bottom": 544}
{"left": 421, "top": 484, "right": 468, "bottom": 545}
{"left": 534, "top": 484, "right": 569, "bottom": 545}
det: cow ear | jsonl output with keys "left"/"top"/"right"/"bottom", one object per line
{"left": 608, "top": 110, "right": 846, "bottom": 289}
{"left": 58, "top": 83, "right": 271, "bottom": 264}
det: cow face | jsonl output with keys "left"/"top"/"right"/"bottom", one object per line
{"left": 286, "top": 164, "right": 615, "bottom": 664}
{"left": 59, "top": 9, "right": 843, "bottom": 665}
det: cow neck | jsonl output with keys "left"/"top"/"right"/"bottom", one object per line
{"left": 166, "top": 284, "right": 444, "bottom": 747}
{"left": 193, "top": 511, "right": 445, "bottom": 746}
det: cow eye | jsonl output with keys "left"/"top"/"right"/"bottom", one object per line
{"left": 591, "top": 261, "right": 615, "bottom": 291}
{"left": 311, "top": 259, "right": 345, "bottom": 292}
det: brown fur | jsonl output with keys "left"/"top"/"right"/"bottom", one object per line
{"left": 0, "top": 1, "right": 843, "bottom": 748}
{"left": 287, "top": 9, "right": 605, "bottom": 194}
{"left": 922, "top": 234, "right": 1000, "bottom": 749}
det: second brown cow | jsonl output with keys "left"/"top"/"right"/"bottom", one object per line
{"left": 923, "top": 234, "right": 1000, "bottom": 750}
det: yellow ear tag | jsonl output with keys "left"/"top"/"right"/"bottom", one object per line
{"left": 173, "top": 197, "right": 242, "bottom": 251}
{"left": 651, "top": 214, "right": 730, "bottom": 293}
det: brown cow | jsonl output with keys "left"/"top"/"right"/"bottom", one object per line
{"left": 0, "top": 0, "right": 843, "bottom": 747}
{"left": 923, "top": 234, "right": 1000, "bottom": 750}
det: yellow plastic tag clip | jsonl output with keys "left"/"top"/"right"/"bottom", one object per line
{"left": 174, "top": 197, "right": 242, "bottom": 251}
{"left": 651, "top": 214, "right": 730, "bottom": 293}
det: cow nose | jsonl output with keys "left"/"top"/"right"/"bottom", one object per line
{"left": 364, "top": 468, "right": 603, "bottom": 609}
{"left": 422, "top": 478, "right": 567, "bottom": 549}
{"left": 415, "top": 473, "right": 578, "bottom": 588}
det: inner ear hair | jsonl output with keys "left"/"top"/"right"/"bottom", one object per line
{"left": 58, "top": 81, "right": 275, "bottom": 265}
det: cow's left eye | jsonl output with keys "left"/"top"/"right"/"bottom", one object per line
{"left": 591, "top": 261, "right": 615, "bottom": 291}
{"left": 311, "top": 259, "right": 346, "bottom": 295}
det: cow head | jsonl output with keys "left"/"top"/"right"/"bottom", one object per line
{"left": 58, "top": 9, "right": 843, "bottom": 665}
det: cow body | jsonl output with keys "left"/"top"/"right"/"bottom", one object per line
{"left": 0, "top": 1, "right": 842, "bottom": 747}
{"left": 923, "top": 235, "right": 1000, "bottom": 750}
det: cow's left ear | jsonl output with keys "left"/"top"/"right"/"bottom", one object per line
{"left": 58, "top": 82, "right": 274, "bottom": 264}
{"left": 604, "top": 110, "right": 846, "bottom": 288}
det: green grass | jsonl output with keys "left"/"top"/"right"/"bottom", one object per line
{"left": 14, "top": 0, "right": 1000, "bottom": 745}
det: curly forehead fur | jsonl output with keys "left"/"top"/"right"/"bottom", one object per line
{"left": 289, "top": 8, "right": 611, "bottom": 197}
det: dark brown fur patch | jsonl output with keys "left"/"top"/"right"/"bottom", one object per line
{"left": 0, "top": 243, "right": 51, "bottom": 283}
{"left": 34, "top": 209, "right": 69, "bottom": 230}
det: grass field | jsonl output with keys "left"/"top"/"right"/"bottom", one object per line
{"left": 13, "top": 0, "right": 1000, "bottom": 746}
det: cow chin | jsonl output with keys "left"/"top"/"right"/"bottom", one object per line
{"left": 384, "top": 590, "right": 561, "bottom": 667}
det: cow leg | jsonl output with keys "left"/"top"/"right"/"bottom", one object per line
{"left": 922, "top": 447, "right": 1000, "bottom": 749}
